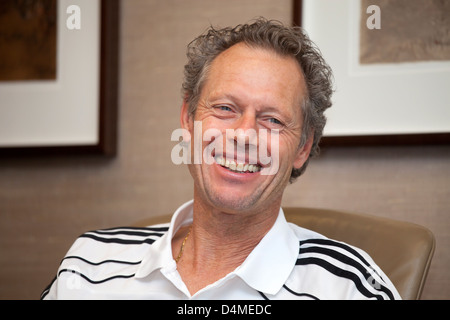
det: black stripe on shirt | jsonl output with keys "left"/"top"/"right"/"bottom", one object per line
{"left": 296, "top": 257, "right": 393, "bottom": 300}
{"left": 258, "top": 291, "right": 269, "bottom": 300}
{"left": 62, "top": 255, "right": 142, "bottom": 266}
{"left": 88, "top": 229, "right": 166, "bottom": 238}
{"left": 85, "top": 225, "right": 168, "bottom": 237}
{"left": 79, "top": 233, "right": 157, "bottom": 245}
{"left": 40, "top": 276, "right": 56, "bottom": 300}
{"left": 300, "top": 239, "right": 384, "bottom": 280}
{"left": 58, "top": 268, "right": 135, "bottom": 285}
{"left": 99, "top": 226, "right": 169, "bottom": 232}
{"left": 299, "top": 239, "right": 394, "bottom": 299}
{"left": 282, "top": 284, "right": 320, "bottom": 300}
{"left": 300, "top": 246, "right": 386, "bottom": 290}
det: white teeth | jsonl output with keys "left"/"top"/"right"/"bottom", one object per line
{"left": 214, "top": 156, "right": 261, "bottom": 173}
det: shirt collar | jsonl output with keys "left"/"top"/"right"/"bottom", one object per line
{"left": 235, "top": 208, "right": 299, "bottom": 295}
{"left": 135, "top": 200, "right": 194, "bottom": 279}
{"left": 135, "top": 200, "right": 299, "bottom": 296}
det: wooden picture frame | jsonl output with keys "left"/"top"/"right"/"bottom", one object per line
{"left": 0, "top": 0, "right": 119, "bottom": 156}
{"left": 293, "top": 0, "right": 450, "bottom": 146}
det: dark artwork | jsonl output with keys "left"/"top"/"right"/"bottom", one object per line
{"left": 0, "top": 0, "right": 57, "bottom": 81}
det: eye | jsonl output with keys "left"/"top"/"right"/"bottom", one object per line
{"left": 212, "top": 104, "right": 235, "bottom": 116}
{"left": 210, "top": 104, "right": 237, "bottom": 119}
{"left": 217, "top": 105, "right": 232, "bottom": 112}
{"left": 268, "top": 118, "right": 282, "bottom": 125}
{"left": 261, "top": 115, "right": 285, "bottom": 130}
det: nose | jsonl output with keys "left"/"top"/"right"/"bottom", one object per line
{"left": 237, "top": 110, "right": 257, "bottom": 131}
{"left": 226, "top": 111, "right": 258, "bottom": 145}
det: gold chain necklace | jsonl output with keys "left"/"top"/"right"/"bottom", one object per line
{"left": 175, "top": 226, "right": 192, "bottom": 263}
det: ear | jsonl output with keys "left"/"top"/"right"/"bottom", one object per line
{"left": 180, "top": 98, "right": 193, "bottom": 130}
{"left": 293, "top": 134, "right": 313, "bottom": 169}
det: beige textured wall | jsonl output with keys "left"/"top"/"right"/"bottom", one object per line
{"left": 0, "top": 0, "right": 448, "bottom": 299}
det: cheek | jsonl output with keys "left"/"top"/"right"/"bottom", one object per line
{"left": 257, "top": 133, "right": 296, "bottom": 177}
{"left": 268, "top": 132, "right": 301, "bottom": 162}
{"left": 191, "top": 119, "right": 227, "bottom": 164}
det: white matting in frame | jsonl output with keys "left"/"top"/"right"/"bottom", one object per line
{"left": 0, "top": 0, "right": 100, "bottom": 147}
{"left": 301, "top": 0, "right": 450, "bottom": 137}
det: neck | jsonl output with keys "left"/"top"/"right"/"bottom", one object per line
{"left": 174, "top": 193, "right": 280, "bottom": 294}
{"left": 193, "top": 198, "right": 278, "bottom": 247}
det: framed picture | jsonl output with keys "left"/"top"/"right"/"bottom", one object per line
{"left": 293, "top": 0, "right": 450, "bottom": 146}
{"left": 0, "top": 0, "right": 119, "bottom": 156}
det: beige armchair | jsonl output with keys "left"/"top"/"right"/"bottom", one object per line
{"left": 135, "top": 207, "right": 435, "bottom": 300}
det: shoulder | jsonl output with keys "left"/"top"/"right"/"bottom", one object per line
{"left": 286, "top": 223, "right": 401, "bottom": 300}
{"left": 66, "top": 224, "right": 170, "bottom": 262}
{"left": 41, "top": 224, "right": 169, "bottom": 299}
{"left": 74, "top": 224, "right": 169, "bottom": 247}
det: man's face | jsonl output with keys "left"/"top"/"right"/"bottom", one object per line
{"left": 182, "top": 43, "right": 312, "bottom": 214}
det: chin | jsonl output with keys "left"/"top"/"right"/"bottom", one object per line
{"left": 204, "top": 189, "right": 266, "bottom": 214}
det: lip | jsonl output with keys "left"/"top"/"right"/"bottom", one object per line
{"left": 212, "top": 160, "right": 261, "bottom": 182}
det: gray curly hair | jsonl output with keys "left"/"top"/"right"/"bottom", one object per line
{"left": 182, "top": 18, "right": 333, "bottom": 182}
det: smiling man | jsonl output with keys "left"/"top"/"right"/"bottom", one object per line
{"left": 42, "top": 19, "right": 401, "bottom": 300}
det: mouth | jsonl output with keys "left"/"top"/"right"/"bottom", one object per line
{"left": 214, "top": 155, "right": 262, "bottom": 173}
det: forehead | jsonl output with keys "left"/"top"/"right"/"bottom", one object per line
{"left": 203, "top": 43, "right": 306, "bottom": 112}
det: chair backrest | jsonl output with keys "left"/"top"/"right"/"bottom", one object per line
{"left": 135, "top": 207, "right": 435, "bottom": 300}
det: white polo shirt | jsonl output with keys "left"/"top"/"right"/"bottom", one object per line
{"left": 41, "top": 200, "right": 401, "bottom": 300}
